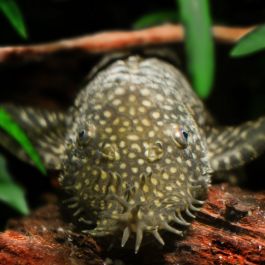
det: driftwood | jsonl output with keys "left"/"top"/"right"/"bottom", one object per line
{"left": 0, "top": 24, "right": 255, "bottom": 64}
{"left": 0, "top": 184, "right": 264, "bottom": 265}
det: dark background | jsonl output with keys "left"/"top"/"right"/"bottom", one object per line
{"left": 0, "top": 0, "right": 265, "bottom": 227}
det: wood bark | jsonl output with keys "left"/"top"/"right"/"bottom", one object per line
{"left": 0, "top": 184, "right": 264, "bottom": 265}
{"left": 0, "top": 24, "right": 255, "bottom": 64}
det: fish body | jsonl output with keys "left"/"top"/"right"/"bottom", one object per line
{"left": 61, "top": 55, "right": 211, "bottom": 251}
{"left": 1, "top": 53, "right": 265, "bottom": 253}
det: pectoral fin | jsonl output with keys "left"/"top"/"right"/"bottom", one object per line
{"left": 207, "top": 117, "right": 265, "bottom": 171}
{"left": 0, "top": 105, "right": 66, "bottom": 170}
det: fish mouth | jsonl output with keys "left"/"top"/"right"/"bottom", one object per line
{"left": 86, "top": 175, "right": 205, "bottom": 254}
{"left": 88, "top": 198, "right": 204, "bottom": 253}
{"left": 63, "top": 164, "right": 209, "bottom": 253}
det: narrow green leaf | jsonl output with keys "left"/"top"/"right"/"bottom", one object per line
{"left": 0, "top": 183, "right": 29, "bottom": 215}
{"left": 0, "top": 108, "right": 46, "bottom": 174}
{"left": 133, "top": 10, "right": 178, "bottom": 29}
{"left": 231, "top": 25, "right": 265, "bottom": 57}
{"left": 0, "top": 154, "right": 11, "bottom": 182}
{"left": 177, "top": 0, "right": 214, "bottom": 98}
{"left": 0, "top": 0, "right": 28, "bottom": 39}
{"left": 0, "top": 154, "right": 29, "bottom": 215}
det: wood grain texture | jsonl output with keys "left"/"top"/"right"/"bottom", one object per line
{"left": 0, "top": 183, "right": 264, "bottom": 265}
{"left": 0, "top": 24, "right": 255, "bottom": 64}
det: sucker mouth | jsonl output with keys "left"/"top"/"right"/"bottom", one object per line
{"left": 62, "top": 157, "right": 209, "bottom": 254}
{"left": 83, "top": 171, "right": 206, "bottom": 254}
{"left": 90, "top": 196, "right": 204, "bottom": 254}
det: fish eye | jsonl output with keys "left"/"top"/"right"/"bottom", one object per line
{"left": 77, "top": 124, "right": 96, "bottom": 145}
{"left": 78, "top": 129, "right": 88, "bottom": 139}
{"left": 172, "top": 126, "right": 189, "bottom": 149}
{"left": 182, "top": 130, "right": 189, "bottom": 141}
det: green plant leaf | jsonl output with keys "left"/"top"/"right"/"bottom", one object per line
{"left": 0, "top": 0, "right": 28, "bottom": 39}
{"left": 230, "top": 25, "right": 265, "bottom": 57}
{"left": 133, "top": 10, "right": 178, "bottom": 29}
{"left": 177, "top": 0, "right": 214, "bottom": 98}
{"left": 0, "top": 108, "right": 46, "bottom": 174}
{"left": 0, "top": 154, "right": 29, "bottom": 215}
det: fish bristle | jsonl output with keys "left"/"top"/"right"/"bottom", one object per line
{"left": 121, "top": 226, "right": 130, "bottom": 247}
{"left": 152, "top": 229, "right": 165, "bottom": 246}
{"left": 135, "top": 225, "right": 143, "bottom": 254}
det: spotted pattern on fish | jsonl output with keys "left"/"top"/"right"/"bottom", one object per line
{"left": 1, "top": 54, "right": 265, "bottom": 253}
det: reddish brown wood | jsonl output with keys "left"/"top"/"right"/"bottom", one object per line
{"left": 0, "top": 184, "right": 264, "bottom": 265}
{"left": 163, "top": 184, "right": 265, "bottom": 265}
{"left": 212, "top": 25, "right": 256, "bottom": 43}
{"left": 0, "top": 202, "right": 104, "bottom": 265}
{"left": 0, "top": 24, "right": 255, "bottom": 64}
